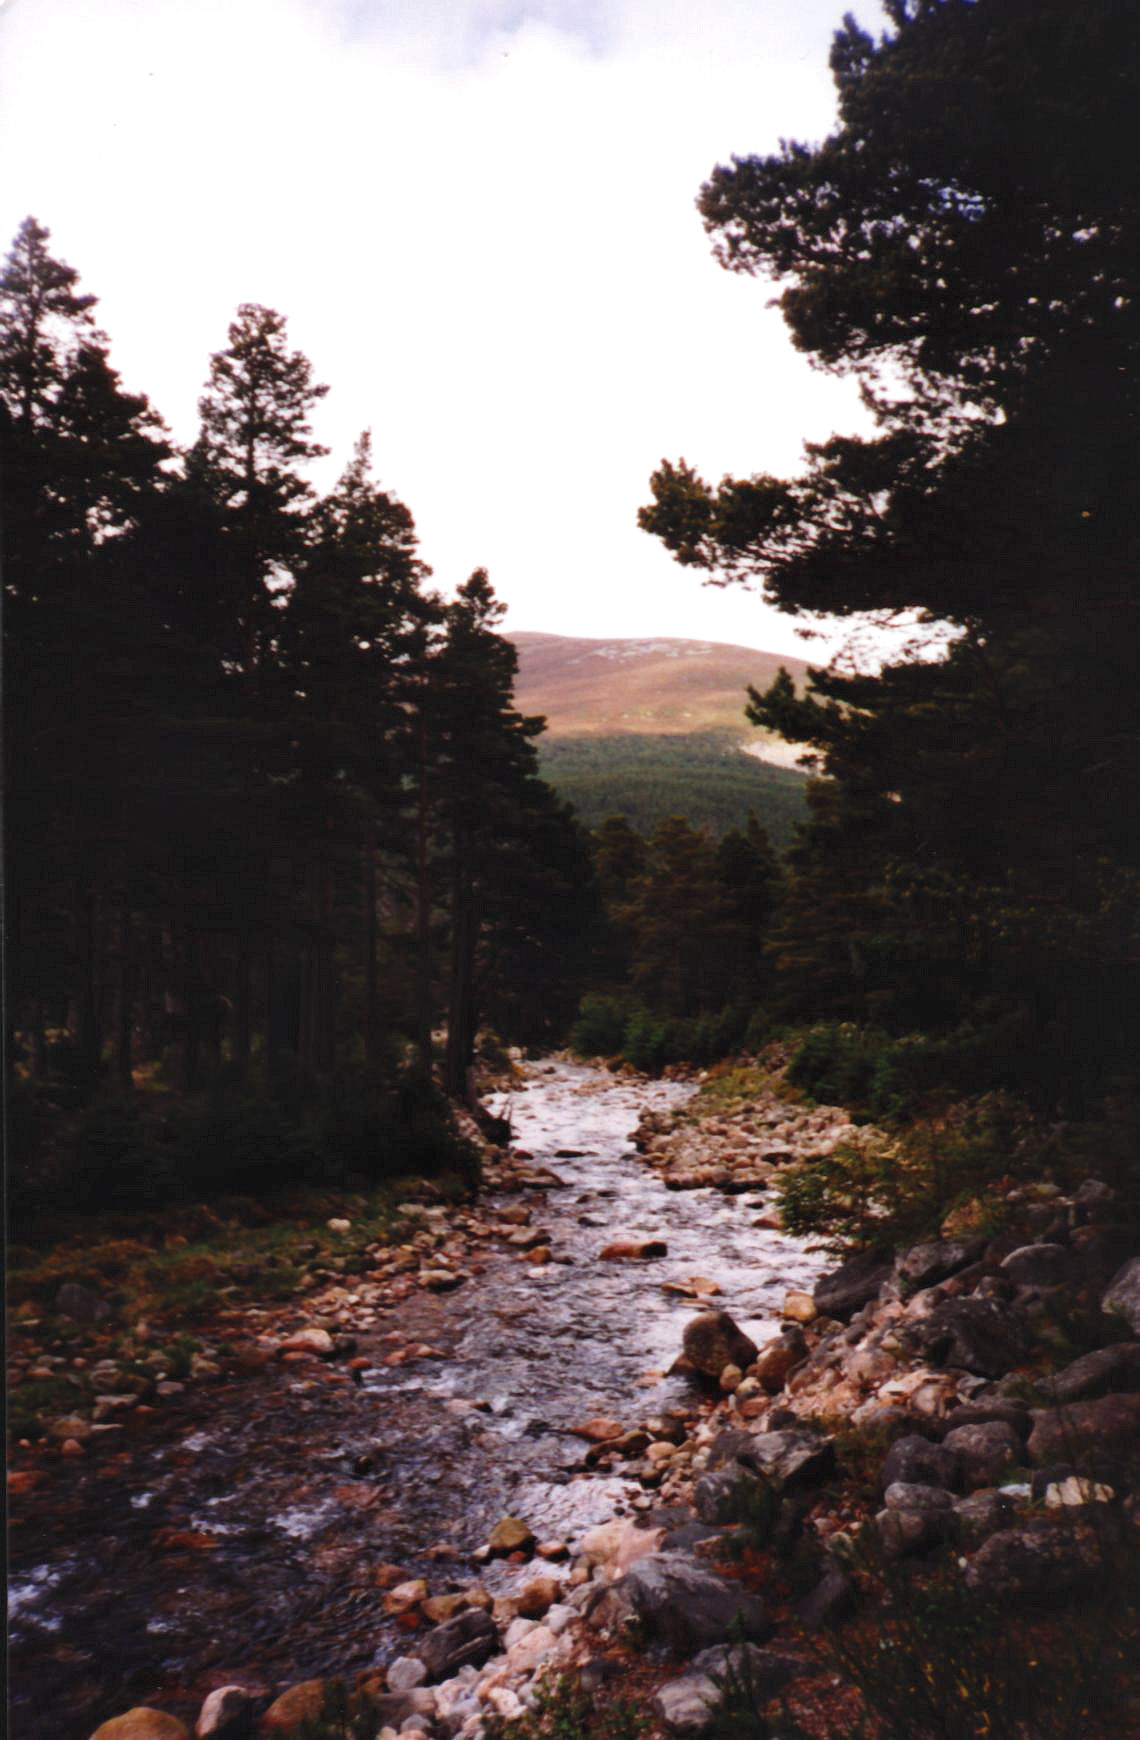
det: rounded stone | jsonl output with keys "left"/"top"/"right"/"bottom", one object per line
{"left": 90, "top": 1712, "right": 190, "bottom": 1740}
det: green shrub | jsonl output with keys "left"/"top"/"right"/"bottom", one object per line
{"left": 485, "top": 1672, "right": 646, "bottom": 1740}
{"left": 570, "top": 993, "right": 633, "bottom": 1056}
{"left": 72, "top": 1093, "right": 174, "bottom": 1209}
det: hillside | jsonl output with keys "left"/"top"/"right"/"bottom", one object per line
{"left": 509, "top": 631, "right": 812, "bottom": 842}
{"left": 510, "top": 630, "right": 809, "bottom": 736}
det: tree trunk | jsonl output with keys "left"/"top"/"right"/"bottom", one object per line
{"left": 363, "top": 830, "right": 378, "bottom": 1065}
{"left": 413, "top": 711, "right": 434, "bottom": 1075}
{"left": 74, "top": 879, "right": 100, "bottom": 1089}
{"left": 445, "top": 852, "right": 478, "bottom": 1102}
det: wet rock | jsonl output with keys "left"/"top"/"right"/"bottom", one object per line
{"left": 953, "top": 1490, "right": 1017, "bottom": 1549}
{"left": 941, "top": 1421, "right": 1021, "bottom": 1490}
{"left": 420, "top": 1270, "right": 467, "bottom": 1292}
{"left": 1000, "top": 1244, "right": 1072, "bottom": 1288}
{"left": 421, "top": 1594, "right": 470, "bottom": 1623}
{"left": 90, "top": 1715, "right": 189, "bottom": 1740}
{"left": 813, "top": 1250, "right": 893, "bottom": 1321}
{"left": 1044, "top": 1342, "right": 1140, "bottom": 1403}
{"left": 905, "top": 1297, "right": 1025, "bottom": 1377}
{"left": 881, "top": 1434, "right": 960, "bottom": 1493}
{"left": 737, "top": 1426, "right": 835, "bottom": 1492}
{"left": 487, "top": 1517, "right": 535, "bottom": 1556}
{"left": 536, "top": 1539, "right": 568, "bottom": 1560}
{"left": 579, "top": 1517, "right": 665, "bottom": 1575}
{"left": 57, "top": 1280, "right": 112, "bottom": 1325}
{"left": 611, "top": 1551, "right": 769, "bottom": 1652}
{"left": 718, "top": 1363, "right": 743, "bottom": 1393}
{"left": 1044, "top": 1475, "right": 1116, "bottom": 1508}
{"left": 964, "top": 1524, "right": 1103, "bottom": 1603}
{"left": 1027, "top": 1392, "right": 1140, "bottom": 1467}
{"left": 682, "top": 1312, "right": 759, "bottom": 1381}
{"left": 261, "top": 1681, "right": 328, "bottom": 1732}
{"left": 896, "top": 1239, "right": 986, "bottom": 1292}
{"left": 782, "top": 1290, "right": 817, "bottom": 1324}
{"left": 599, "top": 1240, "right": 668, "bottom": 1260}
{"left": 1101, "top": 1257, "right": 1140, "bottom": 1333}
{"left": 570, "top": 1418, "right": 624, "bottom": 1443}
{"left": 194, "top": 1687, "right": 256, "bottom": 1738}
{"left": 387, "top": 1658, "right": 429, "bottom": 1692}
{"left": 413, "top": 1609, "right": 499, "bottom": 1681}
{"left": 653, "top": 1645, "right": 802, "bottom": 1735}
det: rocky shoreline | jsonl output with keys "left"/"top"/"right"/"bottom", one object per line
{"left": 12, "top": 1059, "right": 1140, "bottom": 1738}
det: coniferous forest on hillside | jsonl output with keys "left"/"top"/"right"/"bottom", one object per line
{"left": 7, "top": 4, "right": 1140, "bottom": 1738}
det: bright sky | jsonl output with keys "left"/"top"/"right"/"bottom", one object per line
{"left": 0, "top": 0, "right": 884, "bottom": 661}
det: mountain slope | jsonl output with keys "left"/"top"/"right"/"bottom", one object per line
{"left": 509, "top": 631, "right": 812, "bottom": 843}
{"left": 510, "top": 630, "right": 809, "bottom": 737}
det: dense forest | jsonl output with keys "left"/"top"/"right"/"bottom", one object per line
{"left": 1, "top": 233, "right": 598, "bottom": 1213}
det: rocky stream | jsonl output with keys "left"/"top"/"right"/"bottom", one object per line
{"left": 8, "top": 1059, "right": 832, "bottom": 1739}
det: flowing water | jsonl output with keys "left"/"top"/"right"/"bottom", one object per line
{"left": 8, "top": 1060, "right": 829, "bottom": 1738}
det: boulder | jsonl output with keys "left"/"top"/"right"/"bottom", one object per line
{"left": 883, "top": 1481, "right": 955, "bottom": 1515}
{"left": 693, "top": 1470, "right": 760, "bottom": 1525}
{"left": 874, "top": 1506, "right": 944, "bottom": 1560}
{"left": 682, "top": 1312, "right": 759, "bottom": 1380}
{"left": 736, "top": 1427, "right": 834, "bottom": 1492}
{"left": 652, "top": 1645, "right": 802, "bottom": 1735}
{"left": 905, "top": 1297, "right": 1025, "bottom": 1377}
{"left": 1027, "top": 1392, "right": 1140, "bottom": 1467}
{"left": 964, "top": 1524, "right": 1103, "bottom": 1603}
{"left": 515, "top": 1577, "right": 559, "bottom": 1619}
{"left": 813, "top": 1249, "right": 894, "bottom": 1321}
{"left": 91, "top": 1713, "right": 189, "bottom": 1740}
{"left": 941, "top": 1421, "right": 1021, "bottom": 1490}
{"left": 881, "top": 1433, "right": 960, "bottom": 1493}
{"left": 612, "top": 1551, "right": 769, "bottom": 1653}
{"left": 412, "top": 1609, "right": 499, "bottom": 1681}
{"left": 952, "top": 1490, "right": 1017, "bottom": 1550}
{"left": 1000, "top": 1244, "right": 1072, "bottom": 1289}
{"left": 896, "top": 1239, "right": 986, "bottom": 1292}
{"left": 1044, "top": 1342, "right": 1140, "bottom": 1404}
{"left": 1101, "top": 1256, "right": 1140, "bottom": 1333}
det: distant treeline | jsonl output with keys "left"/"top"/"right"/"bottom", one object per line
{"left": 537, "top": 730, "right": 807, "bottom": 844}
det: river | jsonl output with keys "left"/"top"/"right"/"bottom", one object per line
{"left": 8, "top": 1058, "right": 828, "bottom": 1738}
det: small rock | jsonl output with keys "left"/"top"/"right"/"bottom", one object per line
{"left": 384, "top": 1579, "right": 429, "bottom": 1615}
{"left": 752, "top": 1327, "right": 808, "bottom": 1395}
{"left": 56, "top": 1281, "right": 112, "bottom": 1325}
{"left": 782, "top": 1290, "right": 817, "bottom": 1324}
{"left": 719, "top": 1364, "right": 743, "bottom": 1393}
{"left": 91, "top": 1714, "right": 189, "bottom": 1740}
{"left": 569, "top": 1418, "right": 624, "bottom": 1443}
{"left": 611, "top": 1551, "right": 768, "bottom": 1652}
{"left": 327, "top": 1218, "right": 351, "bottom": 1234}
{"left": 953, "top": 1490, "right": 1016, "bottom": 1549}
{"left": 487, "top": 1517, "right": 535, "bottom": 1556}
{"left": 653, "top": 1645, "right": 801, "bottom": 1736}
{"left": 737, "top": 1426, "right": 835, "bottom": 1493}
{"left": 896, "top": 1239, "right": 985, "bottom": 1292}
{"left": 194, "top": 1686, "right": 256, "bottom": 1738}
{"left": 1000, "top": 1244, "right": 1072, "bottom": 1288}
{"left": 814, "top": 1250, "right": 893, "bottom": 1321}
{"left": 412, "top": 1609, "right": 499, "bottom": 1681}
{"left": 387, "top": 1658, "right": 429, "bottom": 1692}
{"left": 599, "top": 1240, "right": 668, "bottom": 1260}
{"left": 1100, "top": 1257, "right": 1140, "bottom": 1333}
{"left": 515, "top": 1577, "right": 559, "bottom": 1619}
{"left": 883, "top": 1481, "right": 954, "bottom": 1514}
{"left": 261, "top": 1682, "right": 329, "bottom": 1733}
{"left": 1044, "top": 1476, "right": 1115, "bottom": 1508}
{"left": 536, "top": 1539, "right": 568, "bottom": 1560}
{"left": 277, "top": 1327, "right": 334, "bottom": 1357}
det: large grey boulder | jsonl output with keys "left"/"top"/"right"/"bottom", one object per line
{"left": 1043, "top": 1342, "right": 1140, "bottom": 1404}
{"left": 905, "top": 1296, "right": 1025, "bottom": 1377}
{"left": 1027, "top": 1392, "right": 1140, "bottom": 1467}
{"left": 682, "top": 1312, "right": 759, "bottom": 1379}
{"left": 411, "top": 1610, "right": 498, "bottom": 1681}
{"left": 1101, "top": 1256, "right": 1140, "bottom": 1333}
{"left": 1000, "top": 1244, "right": 1072, "bottom": 1289}
{"left": 964, "top": 1525, "right": 1103, "bottom": 1603}
{"left": 952, "top": 1490, "right": 1017, "bottom": 1550}
{"left": 652, "top": 1644, "right": 803, "bottom": 1734}
{"left": 736, "top": 1427, "right": 835, "bottom": 1493}
{"left": 881, "top": 1433, "right": 960, "bottom": 1493}
{"left": 941, "top": 1420, "right": 1021, "bottom": 1490}
{"left": 611, "top": 1552, "right": 769, "bottom": 1653}
{"left": 896, "top": 1239, "right": 985, "bottom": 1292}
{"left": 814, "top": 1249, "right": 894, "bottom": 1321}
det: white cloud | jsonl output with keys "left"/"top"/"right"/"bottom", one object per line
{"left": 1, "top": 0, "right": 885, "bottom": 661}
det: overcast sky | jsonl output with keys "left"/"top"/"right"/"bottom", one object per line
{"left": 1, "top": 0, "right": 885, "bottom": 660}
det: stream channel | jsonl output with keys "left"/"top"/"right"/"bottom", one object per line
{"left": 9, "top": 1059, "right": 829, "bottom": 1739}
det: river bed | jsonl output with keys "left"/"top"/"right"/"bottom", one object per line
{"left": 9, "top": 1059, "right": 829, "bottom": 1738}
